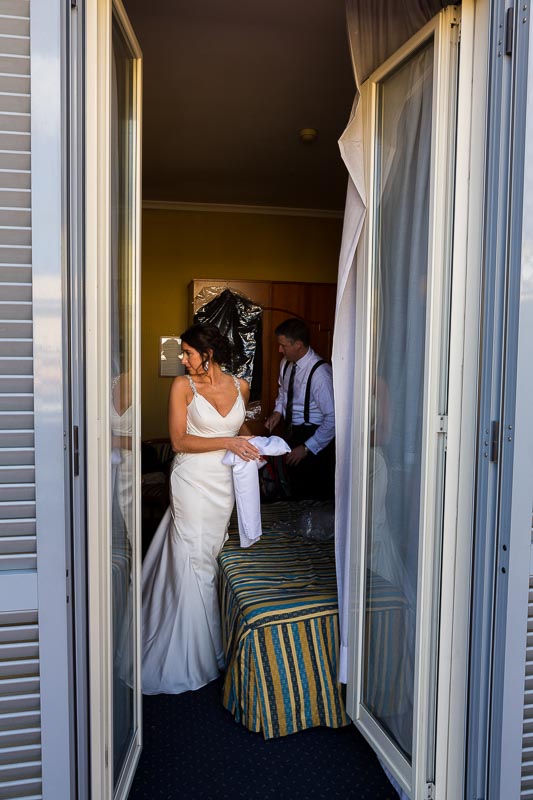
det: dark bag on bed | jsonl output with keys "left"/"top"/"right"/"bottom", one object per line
{"left": 259, "top": 455, "right": 291, "bottom": 503}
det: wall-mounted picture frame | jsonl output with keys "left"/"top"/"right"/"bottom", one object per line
{"left": 159, "top": 335, "right": 185, "bottom": 377}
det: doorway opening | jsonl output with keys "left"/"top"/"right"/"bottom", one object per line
{"left": 109, "top": 0, "right": 391, "bottom": 796}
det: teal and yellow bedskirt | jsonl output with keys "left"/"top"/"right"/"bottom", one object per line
{"left": 218, "top": 524, "right": 348, "bottom": 739}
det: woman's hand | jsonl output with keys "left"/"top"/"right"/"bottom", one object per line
{"left": 227, "top": 436, "right": 262, "bottom": 461}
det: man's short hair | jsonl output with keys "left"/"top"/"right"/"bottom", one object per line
{"left": 275, "top": 318, "right": 310, "bottom": 347}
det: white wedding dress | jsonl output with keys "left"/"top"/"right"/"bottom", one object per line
{"left": 141, "top": 375, "right": 245, "bottom": 695}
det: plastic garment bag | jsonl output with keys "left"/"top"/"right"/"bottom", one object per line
{"left": 194, "top": 287, "right": 263, "bottom": 417}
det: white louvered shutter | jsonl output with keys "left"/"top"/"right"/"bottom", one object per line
{"left": 0, "top": 612, "right": 40, "bottom": 800}
{"left": 0, "top": 2, "right": 41, "bottom": 799}
{"left": 522, "top": 516, "right": 533, "bottom": 799}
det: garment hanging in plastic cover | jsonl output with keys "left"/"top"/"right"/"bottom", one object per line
{"left": 194, "top": 287, "right": 263, "bottom": 419}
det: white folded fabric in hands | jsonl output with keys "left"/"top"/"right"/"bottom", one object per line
{"left": 222, "top": 435, "right": 291, "bottom": 548}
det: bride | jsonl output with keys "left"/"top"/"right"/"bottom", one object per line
{"left": 141, "top": 324, "right": 260, "bottom": 695}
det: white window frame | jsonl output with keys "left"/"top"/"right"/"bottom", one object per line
{"left": 345, "top": 8, "right": 462, "bottom": 798}
{"left": 31, "top": 0, "right": 75, "bottom": 795}
{"left": 85, "top": 0, "right": 142, "bottom": 797}
{"left": 497, "top": 5, "right": 533, "bottom": 796}
{"left": 433, "top": 2, "right": 489, "bottom": 798}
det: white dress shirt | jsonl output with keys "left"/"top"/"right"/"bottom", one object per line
{"left": 273, "top": 347, "right": 335, "bottom": 454}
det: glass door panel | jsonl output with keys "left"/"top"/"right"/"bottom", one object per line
{"left": 363, "top": 41, "right": 434, "bottom": 760}
{"left": 350, "top": 11, "right": 460, "bottom": 796}
{"left": 110, "top": 9, "right": 140, "bottom": 790}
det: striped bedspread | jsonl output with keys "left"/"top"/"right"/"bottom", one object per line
{"left": 218, "top": 519, "right": 348, "bottom": 739}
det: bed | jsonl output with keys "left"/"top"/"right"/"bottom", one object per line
{"left": 218, "top": 506, "right": 348, "bottom": 739}
{"left": 218, "top": 504, "right": 413, "bottom": 740}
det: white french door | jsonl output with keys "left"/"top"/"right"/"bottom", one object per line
{"left": 85, "top": 1, "right": 143, "bottom": 798}
{"left": 346, "top": 10, "right": 459, "bottom": 799}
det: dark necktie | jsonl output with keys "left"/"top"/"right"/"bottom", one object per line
{"left": 285, "top": 363, "right": 296, "bottom": 437}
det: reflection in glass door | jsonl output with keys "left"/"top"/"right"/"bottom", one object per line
{"left": 363, "top": 41, "right": 435, "bottom": 761}
{"left": 352, "top": 11, "right": 460, "bottom": 796}
{"left": 110, "top": 6, "right": 141, "bottom": 792}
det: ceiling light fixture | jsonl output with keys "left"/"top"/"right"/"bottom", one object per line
{"left": 299, "top": 127, "right": 318, "bottom": 143}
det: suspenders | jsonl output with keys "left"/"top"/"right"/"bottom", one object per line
{"left": 282, "top": 358, "right": 327, "bottom": 424}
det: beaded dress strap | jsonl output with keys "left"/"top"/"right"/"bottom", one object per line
{"left": 186, "top": 375, "right": 198, "bottom": 395}
{"left": 232, "top": 375, "right": 241, "bottom": 394}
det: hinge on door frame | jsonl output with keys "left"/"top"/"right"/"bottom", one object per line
{"left": 73, "top": 425, "right": 79, "bottom": 476}
{"left": 425, "top": 782, "right": 435, "bottom": 800}
{"left": 490, "top": 419, "right": 500, "bottom": 463}
{"left": 505, "top": 6, "right": 514, "bottom": 56}
{"left": 450, "top": 6, "right": 461, "bottom": 42}
{"left": 437, "top": 415, "right": 448, "bottom": 452}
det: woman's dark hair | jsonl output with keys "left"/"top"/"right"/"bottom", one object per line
{"left": 180, "top": 323, "right": 232, "bottom": 371}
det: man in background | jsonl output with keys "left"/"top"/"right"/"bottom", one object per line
{"left": 265, "top": 318, "right": 335, "bottom": 500}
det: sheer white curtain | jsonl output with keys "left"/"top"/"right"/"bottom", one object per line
{"left": 345, "top": 0, "right": 444, "bottom": 85}
{"left": 364, "top": 44, "right": 434, "bottom": 758}
{"left": 334, "top": 0, "right": 450, "bottom": 685}
{"left": 334, "top": 97, "right": 366, "bottom": 684}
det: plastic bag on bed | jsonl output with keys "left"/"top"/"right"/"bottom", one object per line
{"left": 268, "top": 500, "right": 335, "bottom": 541}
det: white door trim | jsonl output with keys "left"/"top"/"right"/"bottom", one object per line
{"left": 31, "top": 0, "right": 75, "bottom": 796}
{"left": 434, "top": 1, "right": 489, "bottom": 798}
{"left": 85, "top": 0, "right": 143, "bottom": 796}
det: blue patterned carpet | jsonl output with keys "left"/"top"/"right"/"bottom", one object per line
{"left": 129, "top": 678, "right": 396, "bottom": 799}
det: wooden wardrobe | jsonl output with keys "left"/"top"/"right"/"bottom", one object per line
{"left": 189, "top": 278, "right": 337, "bottom": 434}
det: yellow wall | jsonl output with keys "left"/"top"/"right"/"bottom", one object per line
{"left": 141, "top": 207, "right": 342, "bottom": 438}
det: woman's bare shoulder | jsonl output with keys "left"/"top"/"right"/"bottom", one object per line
{"left": 170, "top": 375, "right": 191, "bottom": 396}
{"left": 239, "top": 377, "right": 250, "bottom": 396}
